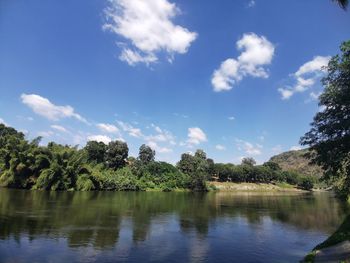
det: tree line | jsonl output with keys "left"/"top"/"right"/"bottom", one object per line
{"left": 0, "top": 123, "right": 315, "bottom": 192}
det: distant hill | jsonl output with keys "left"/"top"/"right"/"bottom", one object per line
{"left": 269, "top": 149, "right": 324, "bottom": 178}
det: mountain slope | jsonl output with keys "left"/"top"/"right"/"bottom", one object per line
{"left": 269, "top": 149, "right": 324, "bottom": 178}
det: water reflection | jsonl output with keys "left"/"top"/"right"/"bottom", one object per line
{"left": 0, "top": 189, "right": 348, "bottom": 262}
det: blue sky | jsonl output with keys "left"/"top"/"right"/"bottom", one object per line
{"left": 0, "top": 0, "right": 349, "bottom": 164}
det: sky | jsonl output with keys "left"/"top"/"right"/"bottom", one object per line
{"left": 0, "top": 0, "right": 349, "bottom": 164}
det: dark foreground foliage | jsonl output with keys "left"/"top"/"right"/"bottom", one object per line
{"left": 301, "top": 41, "right": 350, "bottom": 199}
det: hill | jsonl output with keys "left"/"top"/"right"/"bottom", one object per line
{"left": 269, "top": 149, "right": 324, "bottom": 178}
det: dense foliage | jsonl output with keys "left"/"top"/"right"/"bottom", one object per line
{"left": 211, "top": 161, "right": 315, "bottom": 190}
{"left": 0, "top": 124, "right": 315, "bottom": 192}
{"left": 301, "top": 41, "right": 350, "bottom": 199}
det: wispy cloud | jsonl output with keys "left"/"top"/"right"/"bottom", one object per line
{"left": 278, "top": 56, "right": 330, "bottom": 100}
{"left": 236, "top": 139, "right": 262, "bottom": 155}
{"left": 97, "top": 123, "right": 119, "bottom": 133}
{"left": 247, "top": 0, "right": 256, "bottom": 8}
{"left": 51, "top": 125, "right": 68, "bottom": 133}
{"left": 21, "top": 94, "right": 88, "bottom": 124}
{"left": 117, "top": 120, "right": 144, "bottom": 138}
{"left": 147, "top": 140, "right": 172, "bottom": 153}
{"left": 215, "top": 144, "right": 226, "bottom": 151}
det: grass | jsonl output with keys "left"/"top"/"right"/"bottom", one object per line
{"left": 207, "top": 181, "right": 303, "bottom": 192}
{"left": 302, "top": 214, "right": 350, "bottom": 262}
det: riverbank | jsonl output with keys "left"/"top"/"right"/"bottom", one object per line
{"left": 303, "top": 214, "right": 350, "bottom": 262}
{"left": 208, "top": 181, "right": 308, "bottom": 192}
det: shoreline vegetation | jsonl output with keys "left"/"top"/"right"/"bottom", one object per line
{"left": 0, "top": 124, "right": 319, "bottom": 193}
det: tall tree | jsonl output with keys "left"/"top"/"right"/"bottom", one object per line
{"left": 301, "top": 41, "right": 350, "bottom": 198}
{"left": 138, "top": 144, "right": 155, "bottom": 164}
{"left": 105, "top": 140, "right": 129, "bottom": 170}
{"left": 85, "top": 141, "right": 106, "bottom": 164}
{"left": 241, "top": 157, "right": 256, "bottom": 167}
{"left": 177, "top": 150, "right": 210, "bottom": 191}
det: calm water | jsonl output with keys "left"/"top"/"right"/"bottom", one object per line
{"left": 0, "top": 189, "right": 348, "bottom": 263}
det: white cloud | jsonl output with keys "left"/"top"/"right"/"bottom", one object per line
{"left": 248, "top": 0, "right": 256, "bottom": 7}
{"left": 0, "top": 118, "right": 8, "bottom": 126}
{"left": 290, "top": 145, "right": 302, "bottom": 151}
{"left": 147, "top": 124, "right": 176, "bottom": 144}
{"left": 173, "top": 113, "right": 189, "bottom": 118}
{"left": 278, "top": 56, "right": 330, "bottom": 100}
{"left": 278, "top": 88, "right": 293, "bottom": 100}
{"left": 38, "top": 131, "right": 54, "bottom": 138}
{"left": 212, "top": 33, "right": 275, "bottom": 92}
{"left": 97, "top": 123, "right": 119, "bottom": 133}
{"left": 103, "top": 0, "right": 197, "bottom": 66}
{"left": 117, "top": 120, "right": 144, "bottom": 138}
{"left": 295, "top": 56, "right": 330, "bottom": 76}
{"left": 21, "top": 94, "right": 88, "bottom": 123}
{"left": 87, "top": 135, "right": 112, "bottom": 144}
{"left": 309, "top": 91, "right": 322, "bottom": 101}
{"left": 50, "top": 125, "right": 68, "bottom": 133}
{"left": 236, "top": 139, "right": 262, "bottom": 155}
{"left": 187, "top": 127, "right": 207, "bottom": 145}
{"left": 119, "top": 48, "right": 158, "bottom": 66}
{"left": 215, "top": 144, "right": 226, "bottom": 151}
{"left": 147, "top": 141, "right": 172, "bottom": 153}
{"left": 228, "top": 116, "right": 235, "bottom": 121}
{"left": 258, "top": 135, "right": 265, "bottom": 142}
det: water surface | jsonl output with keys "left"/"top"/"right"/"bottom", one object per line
{"left": 0, "top": 189, "right": 348, "bottom": 262}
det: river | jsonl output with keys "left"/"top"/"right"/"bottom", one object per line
{"left": 0, "top": 189, "right": 348, "bottom": 262}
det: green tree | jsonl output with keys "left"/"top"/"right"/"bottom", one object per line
{"left": 138, "top": 144, "right": 155, "bottom": 164}
{"left": 333, "top": 0, "right": 348, "bottom": 9}
{"left": 85, "top": 141, "right": 106, "bottom": 164}
{"left": 241, "top": 157, "right": 256, "bottom": 166}
{"left": 177, "top": 150, "right": 209, "bottom": 191}
{"left": 300, "top": 41, "right": 350, "bottom": 198}
{"left": 105, "top": 140, "right": 129, "bottom": 170}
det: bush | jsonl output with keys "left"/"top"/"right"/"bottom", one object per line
{"left": 297, "top": 176, "right": 314, "bottom": 191}
{"left": 76, "top": 174, "right": 96, "bottom": 191}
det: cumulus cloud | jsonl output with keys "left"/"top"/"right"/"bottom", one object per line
{"left": 215, "top": 144, "right": 226, "bottom": 151}
{"left": 51, "top": 125, "right": 68, "bottom": 133}
{"left": 187, "top": 127, "right": 207, "bottom": 145}
{"left": 236, "top": 139, "right": 262, "bottom": 155}
{"left": 87, "top": 135, "right": 112, "bottom": 144}
{"left": 212, "top": 33, "right": 275, "bottom": 92}
{"left": 97, "top": 123, "right": 119, "bottom": 133}
{"left": 103, "top": 0, "right": 197, "bottom": 66}
{"left": 278, "top": 56, "right": 330, "bottom": 100}
{"left": 21, "top": 94, "right": 88, "bottom": 123}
